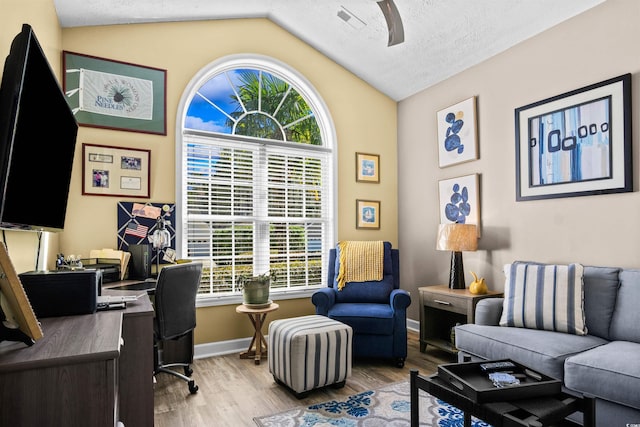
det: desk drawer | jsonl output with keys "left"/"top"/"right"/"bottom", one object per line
{"left": 422, "top": 292, "right": 467, "bottom": 314}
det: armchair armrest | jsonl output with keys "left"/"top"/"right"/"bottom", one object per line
{"left": 475, "top": 298, "right": 504, "bottom": 325}
{"left": 311, "top": 288, "right": 336, "bottom": 316}
{"left": 390, "top": 289, "right": 411, "bottom": 311}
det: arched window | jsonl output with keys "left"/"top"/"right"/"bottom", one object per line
{"left": 176, "top": 54, "right": 335, "bottom": 303}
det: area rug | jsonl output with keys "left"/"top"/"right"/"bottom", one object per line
{"left": 253, "top": 381, "right": 492, "bottom": 426}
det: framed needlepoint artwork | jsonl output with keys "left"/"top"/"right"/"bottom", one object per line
{"left": 63, "top": 51, "right": 167, "bottom": 135}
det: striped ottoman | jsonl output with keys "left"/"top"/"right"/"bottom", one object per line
{"left": 268, "top": 315, "right": 352, "bottom": 398}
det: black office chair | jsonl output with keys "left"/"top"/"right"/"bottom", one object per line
{"left": 153, "top": 262, "right": 203, "bottom": 394}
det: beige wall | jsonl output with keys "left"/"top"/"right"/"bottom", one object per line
{"left": 60, "top": 19, "right": 398, "bottom": 258}
{"left": 398, "top": 0, "right": 640, "bottom": 321}
{"left": 60, "top": 19, "right": 397, "bottom": 344}
{"left": 1, "top": 7, "right": 398, "bottom": 345}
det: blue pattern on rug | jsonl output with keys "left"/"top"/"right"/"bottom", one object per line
{"left": 254, "top": 381, "right": 492, "bottom": 427}
{"left": 308, "top": 390, "right": 374, "bottom": 417}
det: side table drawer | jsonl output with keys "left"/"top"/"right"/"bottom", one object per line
{"left": 423, "top": 293, "right": 467, "bottom": 315}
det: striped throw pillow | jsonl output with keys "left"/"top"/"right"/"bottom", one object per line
{"left": 499, "top": 262, "right": 587, "bottom": 335}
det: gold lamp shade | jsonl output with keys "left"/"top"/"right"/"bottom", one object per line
{"left": 436, "top": 223, "right": 477, "bottom": 289}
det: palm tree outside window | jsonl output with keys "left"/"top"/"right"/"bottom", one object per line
{"left": 176, "top": 55, "right": 335, "bottom": 303}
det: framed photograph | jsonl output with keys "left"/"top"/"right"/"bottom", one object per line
{"left": 515, "top": 74, "right": 632, "bottom": 201}
{"left": 437, "top": 96, "right": 478, "bottom": 167}
{"left": 356, "top": 199, "right": 381, "bottom": 229}
{"left": 438, "top": 174, "right": 480, "bottom": 235}
{"left": 82, "top": 143, "right": 151, "bottom": 198}
{"left": 63, "top": 51, "right": 167, "bottom": 135}
{"left": 356, "top": 152, "right": 380, "bottom": 183}
{"left": 0, "top": 242, "right": 42, "bottom": 343}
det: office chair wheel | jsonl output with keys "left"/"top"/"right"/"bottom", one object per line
{"left": 184, "top": 366, "right": 193, "bottom": 377}
{"left": 396, "top": 358, "right": 405, "bottom": 368}
{"left": 188, "top": 380, "right": 199, "bottom": 394}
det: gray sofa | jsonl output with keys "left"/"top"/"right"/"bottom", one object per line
{"left": 455, "top": 265, "right": 640, "bottom": 427}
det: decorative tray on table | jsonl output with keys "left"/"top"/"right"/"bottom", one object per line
{"left": 437, "top": 359, "right": 562, "bottom": 403}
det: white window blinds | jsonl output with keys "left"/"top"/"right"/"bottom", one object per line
{"left": 181, "top": 133, "right": 332, "bottom": 297}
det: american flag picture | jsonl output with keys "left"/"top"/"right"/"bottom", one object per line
{"left": 125, "top": 222, "right": 149, "bottom": 238}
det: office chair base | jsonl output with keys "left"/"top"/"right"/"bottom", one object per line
{"left": 155, "top": 363, "right": 199, "bottom": 394}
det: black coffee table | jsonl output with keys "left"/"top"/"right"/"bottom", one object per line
{"left": 410, "top": 368, "right": 595, "bottom": 427}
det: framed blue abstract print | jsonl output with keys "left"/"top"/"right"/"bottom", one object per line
{"left": 515, "top": 74, "right": 631, "bottom": 201}
{"left": 437, "top": 96, "right": 478, "bottom": 168}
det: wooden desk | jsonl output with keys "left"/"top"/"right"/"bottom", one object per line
{"left": 0, "top": 290, "right": 154, "bottom": 427}
{"left": 236, "top": 302, "right": 279, "bottom": 365}
{"left": 105, "top": 288, "right": 155, "bottom": 427}
{"left": 0, "top": 311, "right": 122, "bottom": 426}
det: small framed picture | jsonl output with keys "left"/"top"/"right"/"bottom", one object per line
{"left": 356, "top": 152, "right": 380, "bottom": 183}
{"left": 356, "top": 199, "right": 381, "bottom": 229}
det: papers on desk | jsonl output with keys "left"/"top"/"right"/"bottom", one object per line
{"left": 96, "top": 293, "right": 145, "bottom": 310}
{"left": 90, "top": 249, "right": 131, "bottom": 280}
{"left": 97, "top": 294, "right": 145, "bottom": 305}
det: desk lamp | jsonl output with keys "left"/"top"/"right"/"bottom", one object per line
{"left": 436, "top": 223, "right": 477, "bottom": 289}
{"left": 149, "top": 216, "right": 171, "bottom": 278}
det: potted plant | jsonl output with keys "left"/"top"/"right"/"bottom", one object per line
{"left": 237, "top": 271, "right": 276, "bottom": 305}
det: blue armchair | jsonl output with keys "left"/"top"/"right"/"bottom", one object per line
{"left": 311, "top": 242, "right": 411, "bottom": 367}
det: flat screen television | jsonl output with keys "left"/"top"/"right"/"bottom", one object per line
{"left": 0, "top": 23, "right": 78, "bottom": 232}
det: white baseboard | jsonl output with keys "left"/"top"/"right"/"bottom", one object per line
{"left": 194, "top": 337, "right": 252, "bottom": 359}
{"left": 407, "top": 317, "right": 419, "bottom": 333}
{"left": 194, "top": 317, "right": 420, "bottom": 359}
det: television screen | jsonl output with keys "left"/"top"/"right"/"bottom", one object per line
{"left": 0, "top": 24, "right": 78, "bottom": 231}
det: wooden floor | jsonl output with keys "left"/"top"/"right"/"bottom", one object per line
{"left": 153, "top": 331, "right": 453, "bottom": 427}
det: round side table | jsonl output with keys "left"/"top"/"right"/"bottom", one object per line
{"left": 235, "top": 302, "right": 279, "bottom": 365}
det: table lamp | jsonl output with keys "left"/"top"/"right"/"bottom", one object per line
{"left": 149, "top": 216, "right": 171, "bottom": 277}
{"left": 436, "top": 223, "right": 478, "bottom": 289}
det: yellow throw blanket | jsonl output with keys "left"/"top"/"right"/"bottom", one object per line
{"left": 336, "top": 240, "right": 384, "bottom": 290}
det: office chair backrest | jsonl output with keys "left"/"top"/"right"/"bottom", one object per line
{"left": 154, "top": 262, "right": 203, "bottom": 340}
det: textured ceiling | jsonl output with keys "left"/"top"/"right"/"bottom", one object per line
{"left": 53, "top": 0, "right": 605, "bottom": 101}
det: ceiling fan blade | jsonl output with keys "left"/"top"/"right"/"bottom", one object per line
{"left": 377, "top": 0, "right": 404, "bottom": 46}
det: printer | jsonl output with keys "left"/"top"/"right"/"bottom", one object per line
{"left": 20, "top": 269, "right": 101, "bottom": 318}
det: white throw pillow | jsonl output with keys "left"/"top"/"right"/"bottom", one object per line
{"left": 499, "top": 261, "right": 587, "bottom": 335}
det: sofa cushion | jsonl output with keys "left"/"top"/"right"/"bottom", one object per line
{"left": 499, "top": 262, "right": 586, "bottom": 335}
{"left": 455, "top": 324, "right": 607, "bottom": 380}
{"left": 565, "top": 341, "right": 640, "bottom": 410}
{"left": 582, "top": 266, "right": 620, "bottom": 340}
{"left": 609, "top": 269, "right": 640, "bottom": 342}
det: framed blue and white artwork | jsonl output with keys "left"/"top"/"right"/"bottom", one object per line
{"left": 437, "top": 96, "right": 478, "bottom": 168}
{"left": 515, "top": 74, "right": 631, "bottom": 201}
{"left": 438, "top": 173, "right": 480, "bottom": 236}
{"left": 355, "top": 152, "right": 380, "bottom": 183}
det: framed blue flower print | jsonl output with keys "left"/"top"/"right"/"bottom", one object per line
{"left": 438, "top": 173, "right": 480, "bottom": 236}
